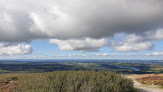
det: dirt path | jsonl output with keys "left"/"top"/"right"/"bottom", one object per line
{"left": 127, "top": 76, "right": 163, "bottom": 92}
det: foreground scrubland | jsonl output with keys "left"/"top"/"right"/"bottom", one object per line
{"left": 0, "top": 71, "right": 134, "bottom": 92}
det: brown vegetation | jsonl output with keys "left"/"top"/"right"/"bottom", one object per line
{"left": 136, "top": 74, "right": 163, "bottom": 85}
{"left": 0, "top": 78, "right": 17, "bottom": 92}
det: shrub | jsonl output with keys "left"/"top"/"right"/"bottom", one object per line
{"left": 15, "top": 71, "right": 133, "bottom": 92}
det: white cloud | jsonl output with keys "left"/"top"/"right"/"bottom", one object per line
{"left": 114, "top": 42, "right": 153, "bottom": 52}
{"left": 111, "top": 33, "right": 152, "bottom": 52}
{"left": 111, "top": 29, "right": 163, "bottom": 52}
{"left": 103, "top": 53, "right": 108, "bottom": 56}
{"left": 82, "top": 54, "right": 86, "bottom": 57}
{"left": 0, "top": 42, "right": 32, "bottom": 55}
{"left": 145, "top": 52, "right": 163, "bottom": 56}
{"left": 152, "top": 52, "right": 163, "bottom": 56}
{"left": 125, "top": 29, "right": 163, "bottom": 42}
{"left": 96, "top": 54, "right": 100, "bottom": 56}
{"left": 125, "top": 34, "right": 143, "bottom": 43}
{"left": 49, "top": 38, "right": 108, "bottom": 51}
{"left": 145, "top": 54, "right": 151, "bottom": 56}
{"left": 150, "top": 29, "right": 163, "bottom": 40}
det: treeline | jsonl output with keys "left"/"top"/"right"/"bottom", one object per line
{"left": 15, "top": 71, "right": 133, "bottom": 92}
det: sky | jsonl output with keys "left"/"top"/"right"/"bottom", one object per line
{"left": 0, "top": 0, "right": 163, "bottom": 60}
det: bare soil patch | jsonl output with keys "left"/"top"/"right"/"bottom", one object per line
{"left": 0, "top": 79, "right": 16, "bottom": 92}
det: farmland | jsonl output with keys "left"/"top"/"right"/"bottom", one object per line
{"left": 0, "top": 60, "right": 162, "bottom": 92}
{"left": 0, "top": 60, "right": 162, "bottom": 74}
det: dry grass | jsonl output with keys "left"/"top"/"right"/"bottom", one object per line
{"left": 136, "top": 75, "right": 163, "bottom": 85}
{"left": 129, "top": 74, "right": 163, "bottom": 86}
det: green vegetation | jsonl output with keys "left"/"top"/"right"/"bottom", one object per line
{"left": 0, "top": 61, "right": 162, "bottom": 74}
{"left": 0, "top": 61, "right": 162, "bottom": 91}
{"left": 14, "top": 71, "right": 133, "bottom": 92}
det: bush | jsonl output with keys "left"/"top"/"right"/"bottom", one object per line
{"left": 10, "top": 76, "right": 18, "bottom": 80}
{"left": 15, "top": 71, "right": 133, "bottom": 92}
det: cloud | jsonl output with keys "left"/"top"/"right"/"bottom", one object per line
{"left": 125, "top": 29, "right": 163, "bottom": 42}
{"left": 144, "top": 52, "right": 163, "bottom": 56}
{"left": 111, "top": 34, "right": 153, "bottom": 52}
{"left": 147, "top": 29, "right": 163, "bottom": 41}
{"left": 0, "top": 0, "right": 163, "bottom": 42}
{"left": 111, "top": 29, "right": 163, "bottom": 52}
{"left": 111, "top": 33, "right": 154, "bottom": 51}
{"left": 152, "top": 52, "right": 163, "bottom": 56}
{"left": 0, "top": 42, "right": 32, "bottom": 55}
{"left": 113, "top": 42, "right": 153, "bottom": 52}
{"left": 50, "top": 27, "right": 163, "bottom": 52}
{"left": 49, "top": 38, "right": 108, "bottom": 51}
{"left": 103, "top": 53, "right": 108, "bottom": 56}
{"left": 0, "top": 0, "right": 163, "bottom": 52}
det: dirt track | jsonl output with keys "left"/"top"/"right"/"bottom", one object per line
{"left": 133, "top": 80, "right": 163, "bottom": 92}
{"left": 127, "top": 76, "right": 163, "bottom": 92}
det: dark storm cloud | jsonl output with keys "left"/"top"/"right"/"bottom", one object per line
{"left": 0, "top": 0, "right": 163, "bottom": 52}
{"left": 0, "top": 0, "right": 163, "bottom": 42}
